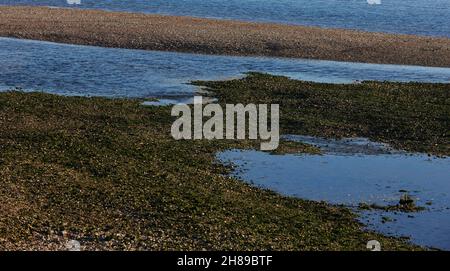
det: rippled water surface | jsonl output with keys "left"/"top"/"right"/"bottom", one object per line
{"left": 1, "top": 0, "right": 449, "bottom": 37}
{"left": 217, "top": 137, "right": 450, "bottom": 250}
{"left": 1, "top": 38, "right": 450, "bottom": 98}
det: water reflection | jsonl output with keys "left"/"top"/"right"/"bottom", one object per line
{"left": 217, "top": 136, "right": 450, "bottom": 249}
{"left": 1, "top": 38, "right": 450, "bottom": 99}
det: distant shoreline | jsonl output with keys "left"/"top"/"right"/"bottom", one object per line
{"left": 1, "top": 6, "right": 450, "bottom": 67}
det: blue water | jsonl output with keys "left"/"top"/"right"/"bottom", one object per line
{"left": 217, "top": 137, "right": 450, "bottom": 250}
{"left": 2, "top": 0, "right": 449, "bottom": 251}
{"left": 1, "top": 0, "right": 449, "bottom": 37}
{"left": 1, "top": 38, "right": 450, "bottom": 98}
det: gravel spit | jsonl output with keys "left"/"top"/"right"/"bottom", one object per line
{"left": 0, "top": 6, "right": 449, "bottom": 67}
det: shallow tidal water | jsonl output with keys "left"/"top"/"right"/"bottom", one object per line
{"left": 1, "top": 0, "right": 449, "bottom": 37}
{"left": 217, "top": 136, "right": 450, "bottom": 250}
{"left": 1, "top": 0, "right": 449, "bottom": 252}
{"left": 1, "top": 38, "right": 450, "bottom": 99}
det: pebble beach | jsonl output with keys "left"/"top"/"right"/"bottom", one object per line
{"left": 1, "top": 6, "right": 450, "bottom": 67}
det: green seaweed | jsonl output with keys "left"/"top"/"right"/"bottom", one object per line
{"left": 193, "top": 72, "right": 450, "bottom": 156}
{"left": 0, "top": 88, "right": 424, "bottom": 250}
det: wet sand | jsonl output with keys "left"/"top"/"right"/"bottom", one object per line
{"left": 0, "top": 6, "right": 450, "bottom": 67}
